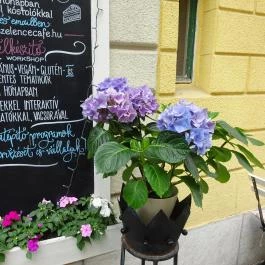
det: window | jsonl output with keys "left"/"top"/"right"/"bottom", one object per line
{"left": 176, "top": 0, "right": 198, "bottom": 83}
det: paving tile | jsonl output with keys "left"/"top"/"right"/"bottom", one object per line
{"left": 238, "top": 213, "right": 265, "bottom": 265}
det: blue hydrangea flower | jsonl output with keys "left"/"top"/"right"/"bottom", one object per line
{"left": 157, "top": 100, "right": 215, "bottom": 155}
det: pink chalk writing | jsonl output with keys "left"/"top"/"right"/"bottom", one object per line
{"left": 0, "top": 38, "right": 46, "bottom": 56}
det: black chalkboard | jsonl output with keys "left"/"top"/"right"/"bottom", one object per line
{"left": 0, "top": 0, "right": 93, "bottom": 215}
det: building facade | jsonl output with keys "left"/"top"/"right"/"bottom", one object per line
{"left": 110, "top": 0, "right": 265, "bottom": 227}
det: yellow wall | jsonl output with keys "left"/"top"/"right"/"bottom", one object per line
{"left": 157, "top": 0, "right": 265, "bottom": 227}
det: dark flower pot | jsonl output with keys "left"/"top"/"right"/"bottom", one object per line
{"left": 118, "top": 193, "right": 191, "bottom": 255}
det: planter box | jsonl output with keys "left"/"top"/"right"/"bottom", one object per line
{"left": 3, "top": 224, "right": 122, "bottom": 265}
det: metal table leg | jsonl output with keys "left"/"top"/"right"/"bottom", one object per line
{"left": 174, "top": 253, "right": 178, "bottom": 265}
{"left": 120, "top": 244, "right": 125, "bottom": 265}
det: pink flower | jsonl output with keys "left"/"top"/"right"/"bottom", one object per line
{"left": 27, "top": 237, "right": 39, "bottom": 253}
{"left": 2, "top": 218, "right": 12, "bottom": 228}
{"left": 80, "top": 224, "right": 93, "bottom": 237}
{"left": 58, "top": 196, "right": 68, "bottom": 207}
{"left": 68, "top": 197, "right": 78, "bottom": 204}
{"left": 27, "top": 215, "right": 33, "bottom": 221}
{"left": 8, "top": 211, "right": 20, "bottom": 221}
{"left": 38, "top": 223, "right": 43, "bottom": 228}
{"left": 1, "top": 211, "right": 21, "bottom": 228}
{"left": 58, "top": 196, "right": 78, "bottom": 208}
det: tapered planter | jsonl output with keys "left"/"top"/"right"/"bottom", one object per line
{"left": 137, "top": 195, "right": 178, "bottom": 225}
{"left": 119, "top": 194, "right": 192, "bottom": 254}
{"left": 3, "top": 224, "right": 121, "bottom": 265}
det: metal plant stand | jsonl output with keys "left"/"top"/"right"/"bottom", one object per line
{"left": 120, "top": 235, "right": 179, "bottom": 265}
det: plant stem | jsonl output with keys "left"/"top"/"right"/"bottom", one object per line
{"left": 125, "top": 165, "right": 137, "bottom": 180}
{"left": 170, "top": 164, "right": 176, "bottom": 179}
{"left": 172, "top": 180, "right": 183, "bottom": 185}
{"left": 146, "top": 115, "right": 156, "bottom": 121}
{"left": 220, "top": 142, "right": 227, "bottom": 148}
{"left": 131, "top": 174, "right": 137, "bottom": 180}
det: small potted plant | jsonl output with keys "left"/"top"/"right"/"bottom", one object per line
{"left": 81, "top": 77, "right": 264, "bottom": 219}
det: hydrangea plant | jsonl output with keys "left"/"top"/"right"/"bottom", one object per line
{"left": 0, "top": 195, "right": 116, "bottom": 263}
{"left": 81, "top": 77, "right": 264, "bottom": 209}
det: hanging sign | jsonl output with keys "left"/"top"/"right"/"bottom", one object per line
{"left": 0, "top": 0, "right": 93, "bottom": 214}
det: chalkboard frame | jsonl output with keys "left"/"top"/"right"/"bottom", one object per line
{"left": 91, "top": 0, "right": 110, "bottom": 200}
{"left": 0, "top": 0, "right": 110, "bottom": 214}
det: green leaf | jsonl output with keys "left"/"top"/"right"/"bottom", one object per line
{"left": 199, "top": 178, "right": 209, "bottom": 194}
{"left": 248, "top": 137, "right": 265, "bottom": 146}
{"left": 130, "top": 139, "right": 142, "bottom": 152}
{"left": 236, "top": 144, "right": 264, "bottom": 168}
{"left": 143, "top": 163, "right": 171, "bottom": 198}
{"left": 192, "top": 154, "right": 209, "bottom": 173}
{"left": 26, "top": 252, "right": 32, "bottom": 260}
{"left": 212, "top": 127, "right": 229, "bottom": 141}
{"left": 217, "top": 120, "right": 248, "bottom": 144}
{"left": 87, "top": 125, "right": 112, "bottom": 159}
{"left": 212, "top": 162, "right": 230, "bottom": 183}
{"left": 103, "top": 171, "right": 118, "bottom": 178}
{"left": 184, "top": 155, "right": 199, "bottom": 180}
{"left": 124, "top": 128, "right": 142, "bottom": 140}
{"left": 209, "top": 146, "right": 232, "bottom": 162}
{"left": 163, "top": 185, "right": 178, "bottom": 198}
{"left": 172, "top": 169, "right": 185, "bottom": 176}
{"left": 0, "top": 253, "right": 5, "bottom": 262}
{"left": 95, "top": 142, "right": 135, "bottom": 174}
{"left": 0, "top": 243, "right": 7, "bottom": 252}
{"left": 0, "top": 233, "right": 7, "bottom": 242}
{"left": 77, "top": 239, "right": 86, "bottom": 250}
{"left": 208, "top": 111, "right": 219, "bottom": 119}
{"left": 123, "top": 180, "right": 148, "bottom": 209}
{"left": 158, "top": 103, "right": 170, "bottom": 112}
{"left": 142, "top": 138, "right": 150, "bottom": 149}
{"left": 181, "top": 176, "right": 203, "bottom": 207}
{"left": 47, "top": 223, "right": 54, "bottom": 230}
{"left": 144, "top": 131, "right": 190, "bottom": 163}
{"left": 122, "top": 163, "right": 137, "bottom": 181}
{"left": 145, "top": 122, "right": 160, "bottom": 132}
{"left": 232, "top": 151, "right": 253, "bottom": 172}
{"left": 76, "top": 234, "right": 82, "bottom": 244}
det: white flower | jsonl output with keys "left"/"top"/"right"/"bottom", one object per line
{"left": 42, "top": 198, "right": 51, "bottom": 204}
{"left": 90, "top": 195, "right": 112, "bottom": 217}
{"left": 100, "top": 203, "right": 111, "bottom": 217}
{"left": 91, "top": 196, "right": 102, "bottom": 208}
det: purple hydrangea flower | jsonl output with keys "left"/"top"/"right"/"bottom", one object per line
{"left": 157, "top": 100, "right": 215, "bottom": 155}
{"left": 97, "top": 77, "right": 129, "bottom": 92}
{"left": 81, "top": 93, "right": 110, "bottom": 123}
{"left": 107, "top": 88, "right": 137, "bottom": 123}
{"left": 81, "top": 77, "right": 158, "bottom": 124}
{"left": 129, "top": 85, "right": 158, "bottom": 117}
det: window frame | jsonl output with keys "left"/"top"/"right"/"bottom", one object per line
{"left": 176, "top": 0, "right": 198, "bottom": 84}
